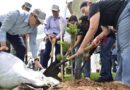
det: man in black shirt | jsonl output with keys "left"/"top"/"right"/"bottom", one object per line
{"left": 75, "top": 0, "right": 130, "bottom": 86}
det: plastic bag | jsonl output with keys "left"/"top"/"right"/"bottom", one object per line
{"left": 0, "top": 52, "right": 60, "bottom": 89}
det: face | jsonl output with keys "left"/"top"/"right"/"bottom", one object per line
{"left": 52, "top": 10, "right": 59, "bottom": 17}
{"left": 81, "top": 6, "right": 89, "bottom": 16}
{"left": 69, "top": 20, "right": 77, "bottom": 24}
{"left": 22, "top": 6, "right": 30, "bottom": 12}
{"left": 29, "top": 13, "right": 41, "bottom": 27}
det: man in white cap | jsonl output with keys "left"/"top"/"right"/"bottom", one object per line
{"left": 42, "top": 4, "right": 67, "bottom": 68}
{"left": 0, "top": 9, "right": 46, "bottom": 64}
{"left": 22, "top": 2, "right": 32, "bottom": 12}
{"left": 5, "top": 2, "right": 32, "bottom": 59}
{"left": 20, "top": 2, "right": 32, "bottom": 63}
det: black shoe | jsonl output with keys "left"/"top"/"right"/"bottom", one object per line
{"left": 95, "top": 77, "right": 113, "bottom": 82}
{"left": 113, "top": 69, "right": 117, "bottom": 73}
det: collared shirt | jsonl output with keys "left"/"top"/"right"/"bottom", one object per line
{"left": 44, "top": 16, "right": 67, "bottom": 39}
{"left": 0, "top": 10, "right": 38, "bottom": 58}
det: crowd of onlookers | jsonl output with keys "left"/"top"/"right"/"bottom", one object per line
{"left": 1, "top": 0, "right": 130, "bottom": 87}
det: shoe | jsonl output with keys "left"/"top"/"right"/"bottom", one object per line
{"left": 113, "top": 69, "right": 117, "bottom": 73}
{"left": 95, "top": 77, "right": 113, "bottom": 82}
{"left": 85, "top": 77, "right": 90, "bottom": 80}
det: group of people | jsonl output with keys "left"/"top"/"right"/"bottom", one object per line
{"left": 0, "top": 0, "right": 130, "bottom": 87}
{"left": 0, "top": 2, "right": 67, "bottom": 70}
{"left": 0, "top": 2, "right": 46, "bottom": 63}
{"left": 73, "top": 0, "right": 130, "bottom": 86}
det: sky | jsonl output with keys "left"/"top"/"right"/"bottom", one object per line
{"left": 0, "top": 0, "right": 71, "bottom": 18}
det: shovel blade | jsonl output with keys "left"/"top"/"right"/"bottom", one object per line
{"left": 43, "top": 59, "right": 69, "bottom": 81}
{"left": 43, "top": 62, "right": 61, "bottom": 81}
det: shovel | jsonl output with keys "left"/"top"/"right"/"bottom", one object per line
{"left": 50, "top": 38, "right": 56, "bottom": 64}
{"left": 43, "top": 51, "right": 72, "bottom": 81}
{"left": 43, "top": 44, "right": 93, "bottom": 80}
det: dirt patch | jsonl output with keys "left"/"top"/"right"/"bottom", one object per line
{"left": 49, "top": 79, "right": 130, "bottom": 90}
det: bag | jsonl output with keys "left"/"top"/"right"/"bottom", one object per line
{"left": 0, "top": 52, "right": 59, "bottom": 89}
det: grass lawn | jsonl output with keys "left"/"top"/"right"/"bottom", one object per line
{"left": 64, "top": 72, "right": 116, "bottom": 81}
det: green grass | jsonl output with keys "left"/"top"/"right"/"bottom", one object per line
{"left": 64, "top": 72, "right": 116, "bottom": 81}
{"left": 90, "top": 72, "right": 100, "bottom": 80}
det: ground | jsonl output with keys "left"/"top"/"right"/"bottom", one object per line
{"left": 14, "top": 79, "right": 130, "bottom": 90}
{"left": 13, "top": 73, "right": 130, "bottom": 90}
{"left": 48, "top": 79, "right": 130, "bottom": 90}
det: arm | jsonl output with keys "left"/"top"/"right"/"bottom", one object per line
{"left": 98, "top": 26, "right": 110, "bottom": 39}
{"left": 0, "top": 11, "right": 18, "bottom": 50}
{"left": 76, "top": 12, "right": 100, "bottom": 55}
{"left": 72, "top": 35, "right": 83, "bottom": 49}
{"left": 44, "top": 16, "right": 51, "bottom": 35}
{"left": 91, "top": 26, "right": 110, "bottom": 47}
{"left": 23, "top": 34, "right": 29, "bottom": 53}
{"left": 29, "top": 28, "right": 38, "bottom": 59}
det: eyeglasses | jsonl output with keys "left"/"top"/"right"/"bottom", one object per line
{"left": 31, "top": 13, "right": 41, "bottom": 25}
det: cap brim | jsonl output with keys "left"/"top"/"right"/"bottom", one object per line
{"left": 24, "top": 6, "right": 31, "bottom": 9}
{"left": 38, "top": 18, "right": 44, "bottom": 24}
{"left": 52, "top": 9, "right": 59, "bottom": 11}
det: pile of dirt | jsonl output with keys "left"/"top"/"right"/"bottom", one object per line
{"left": 49, "top": 79, "right": 130, "bottom": 90}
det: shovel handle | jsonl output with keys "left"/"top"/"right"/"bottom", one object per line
{"left": 56, "top": 59, "right": 69, "bottom": 67}
{"left": 55, "top": 45, "right": 93, "bottom": 68}
{"left": 55, "top": 54, "right": 76, "bottom": 67}
{"left": 66, "top": 44, "right": 93, "bottom": 60}
{"left": 66, "top": 54, "right": 77, "bottom": 60}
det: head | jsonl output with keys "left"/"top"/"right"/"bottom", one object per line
{"left": 22, "top": 2, "right": 32, "bottom": 12}
{"left": 28, "top": 9, "right": 46, "bottom": 27}
{"left": 68, "top": 15, "right": 78, "bottom": 24}
{"left": 79, "top": 16, "right": 89, "bottom": 30}
{"left": 51, "top": 4, "right": 60, "bottom": 17}
{"left": 80, "top": 1, "right": 92, "bottom": 16}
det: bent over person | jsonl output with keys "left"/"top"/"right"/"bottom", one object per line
{"left": 75, "top": 0, "right": 130, "bottom": 86}
{"left": 0, "top": 9, "right": 46, "bottom": 61}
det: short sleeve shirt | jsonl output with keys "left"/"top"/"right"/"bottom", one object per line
{"left": 89, "top": 0, "right": 128, "bottom": 28}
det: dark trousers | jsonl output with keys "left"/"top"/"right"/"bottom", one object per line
{"left": 7, "top": 33, "right": 26, "bottom": 61}
{"left": 40, "top": 49, "right": 44, "bottom": 64}
{"left": 40, "top": 39, "right": 60, "bottom": 68}
{"left": 100, "top": 36, "right": 115, "bottom": 79}
{"left": 111, "top": 55, "right": 117, "bottom": 72}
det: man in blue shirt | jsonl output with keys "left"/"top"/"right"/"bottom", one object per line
{"left": 0, "top": 9, "right": 46, "bottom": 61}
{"left": 42, "top": 4, "right": 67, "bottom": 68}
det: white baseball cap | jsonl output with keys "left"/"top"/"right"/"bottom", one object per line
{"left": 51, "top": 4, "right": 60, "bottom": 11}
{"left": 23, "top": 2, "right": 32, "bottom": 9}
{"left": 32, "top": 9, "right": 46, "bottom": 24}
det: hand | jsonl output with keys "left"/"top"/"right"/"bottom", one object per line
{"left": 51, "top": 37, "right": 56, "bottom": 44}
{"left": 66, "top": 54, "right": 77, "bottom": 60}
{"left": 91, "top": 37, "right": 101, "bottom": 47}
{"left": 34, "top": 59, "right": 43, "bottom": 69}
{"left": 48, "top": 35, "right": 52, "bottom": 42}
{"left": 48, "top": 35, "right": 56, "bottom": 43}
{"left": 0, "top": 45, "right": 9, "bottom": 51}
{"left": 75, "top": 47, "right": 84, "bottom": 56}
{"left": 68, "top": 46, "right": 73, "bottom": 52}
{"left": 83, "top": 53, "right": 90, "bottom": 60}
